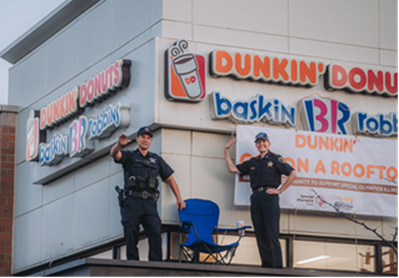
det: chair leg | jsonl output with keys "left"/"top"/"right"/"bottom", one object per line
{"left": 180, "top": 246, "right": 194, "bottom": 263}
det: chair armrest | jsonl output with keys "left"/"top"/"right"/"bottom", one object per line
{"left": 178, "top": 220, "right": 193, "bottom": 234}
{"left": 215, "top": 225, "right": 252, "bottom": 232}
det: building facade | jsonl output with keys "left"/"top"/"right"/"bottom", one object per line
{"left": 1, "top": 0, "right": 397, "bottom": 275}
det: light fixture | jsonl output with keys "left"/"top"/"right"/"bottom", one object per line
{"left": 296, "top": 255, "right": 331, "bottom": 265}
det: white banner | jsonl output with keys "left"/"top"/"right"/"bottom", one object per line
{"left": 234, "top": 125, "right": 398, "bottom": 217}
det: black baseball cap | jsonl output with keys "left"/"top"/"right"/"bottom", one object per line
{"left": 137, "top": 126, "right": 153, "bottom": 137}
{"left": 255, "top": 132, "right": 270, "bottom": 143}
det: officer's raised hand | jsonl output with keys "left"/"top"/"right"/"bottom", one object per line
{"left": 225, "top": 138, "right": 236, "bottom": 150}
{"left": 118, "top": 133, "right": 131, "bottom": 147}
{"left": 110, "top": 133, "right": 131, "bottom": 161}
{"left": 224, "top": 138, "right": 240, "bottom": 174}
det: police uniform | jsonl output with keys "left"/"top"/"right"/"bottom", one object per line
{"left": 115, "top": 148, "right": 174, "bottom": 261}
{"left": 236, "top": 147, "right": 294, "bottom": 268}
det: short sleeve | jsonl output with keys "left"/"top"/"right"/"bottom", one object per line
{"left": 157, "top": 155, "right": 174, "bottom": 180}
{"left": 114, "top": 150, "right": 130, "bottom": 166}
{"left": 276, "top": 155, "right": 294, "bottom": 176}
{"left": 236, "top": 159, "right": 251, "bottom": 175}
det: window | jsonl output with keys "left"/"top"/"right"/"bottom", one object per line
{"left": 382, "top": 246, "right": 397, "bottom": 274}
{"left": 293, "top": 240, "right": 375, "bottom": 272}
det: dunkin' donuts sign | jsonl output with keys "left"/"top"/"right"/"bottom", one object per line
{"left": 26, "top": 60, "right": 132, "bottom": 165}
{"left": 209, "top": 50, "right": 397, "bottom": 96}
{"left": 165, "top": 39, "right": 397, "bottom": 137}
{"left": 165, "top": 40, "right": 397, "bottom": 100}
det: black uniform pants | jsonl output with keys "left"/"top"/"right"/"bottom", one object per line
{"left": 121, "top": 196, "right": 162, "bottom": 261}
{"left": 250, "top": 191, "right": 282, "bottom": 268}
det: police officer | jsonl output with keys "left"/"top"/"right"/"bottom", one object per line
{"left": 224, "top": 132, "right": 297, "bottom": 268}
{"left": 110, "top": 126, "right": 186, "bottom": 261}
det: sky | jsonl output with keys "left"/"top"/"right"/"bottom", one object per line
{"left": 0, "top": 0, "right": 65, "bottom": 105}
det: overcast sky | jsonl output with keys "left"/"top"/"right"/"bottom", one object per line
{"left": 0, "top": 0, "right": 65, "bottom": 105}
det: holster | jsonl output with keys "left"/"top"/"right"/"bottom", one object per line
{"left": 115, "top": 186, "right": 125, "bottom": 207}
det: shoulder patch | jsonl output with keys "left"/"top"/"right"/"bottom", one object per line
{"left": 278, "top": 156, "right": 287, "bottom": 164}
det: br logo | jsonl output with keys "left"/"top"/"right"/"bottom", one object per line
{"left": 165, "top": 39, "right": 206, "bottom": 102}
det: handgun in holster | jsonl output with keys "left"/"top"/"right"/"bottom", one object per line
{"left": 115, "top": 185, "right": 125, "bottom": 207}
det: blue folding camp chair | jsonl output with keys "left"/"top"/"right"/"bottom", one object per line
{"left": 178, "top": 199, "right": 251, "bottom": 265}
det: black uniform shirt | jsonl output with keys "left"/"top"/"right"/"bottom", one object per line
{"left": 115, "top": 149, "right": 174, "bottom": 189}
{"left": 236, "top": 151, "right": 294, "bottom": 190}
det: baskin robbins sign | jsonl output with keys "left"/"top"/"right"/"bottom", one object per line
{"left": 26, "top": 59, "right": 132, "bottom": 167}
{"left": 164, "top": 39, "right": 397, "bottom": 138}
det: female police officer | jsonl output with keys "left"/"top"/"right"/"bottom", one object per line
{"left": 110, "top": 126, "right": 186, "bottom": 261}
{"left": 224, "top": 132, "right": 297, "bottom": 268}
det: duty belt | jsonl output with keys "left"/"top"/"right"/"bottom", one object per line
{"left": 253, "top": 186, "right": 273, "bottom": 193}
{"left": 125, "top": 190, "right": 159, "bottom": 201}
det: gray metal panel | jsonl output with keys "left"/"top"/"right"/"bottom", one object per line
{"left": 0, "top": 0, "right": 102, "bottom": 64}
{"left": 74, "top": 156, "right": 111, "bottom": 191}
{"left": 9, "top": 0, "right": 161, "bottom": 109}
{"left": 73, "top": 178, "right": 110, "bottom": 248}
{"left": 43, "top": 173, "right": 75, "bottom": 205}
{"left": 109, "top": 173, "right": 124, "bottom": 238}
{"left": 13, "top": 209, "right": 43, "bottom": 272}
{"left": 14, "top": 163, "right": 43, "bottom": 217}
{"left": 41, "top": 195, "right": 74, "bottom": 262}
{"left": 8, "top": 49, "right": 47, "bottom": 107}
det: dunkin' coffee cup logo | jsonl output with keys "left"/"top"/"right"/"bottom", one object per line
{"left": 165, "top": 39, "right": 206, "bottom": 102}
{"left": 26, "top": 110, "right": 40, "bottom": 162}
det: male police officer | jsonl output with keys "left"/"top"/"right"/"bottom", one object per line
{"left": 110, "top": 126, "right": 186, "bottom": 261}
{"left": 224, "top": 132, "right": 297, "bottom": 268}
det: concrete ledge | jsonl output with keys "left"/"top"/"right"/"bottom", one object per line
{"left": 0, "top": 105, "right": 18, "bottom": 113}
{"left": 30, "top": 258, "right": 387, "bottom": 276}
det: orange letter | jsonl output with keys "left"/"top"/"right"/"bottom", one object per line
{"left": 53, "top": 99, "right": 59, "bottom": 123}
{"left": 215, "top": 50, "right": 233, "bottom": 74}
{"left": 273, "top": 58, "right": 289, "bottom": 81}
{"left": 331, "top": 64, "right": 347, "bottom": 88}
{"left": 295, "top": 134, "right": 306, "bottom": 148}
{"left": 376, "top": 165, "right": 386, "bottom": 180}
{"left": 291, "top": 60, "right": 298, "bottom": 82}
{"left": 297, "top": 158, "right": 309, "bottom": 173}
{"left": 314, "top": 159, "right": 326, "bottom": 174}
{"left": 307, "top": 135, "right": 317, "bottom": 150}
{"left": 367, "top": 70, "right": 384, "bottom": 92}
{"left": 341, "top": 162, "right": 352, "bottom": 177}
{"left": 235, "top": 53, "right": 251, "bottom": 76}
{"left": 385, "top": 72, "right": 398, "bottom": 96}
{"left": 318, "top": 136, "right": 329, "bottom": 151}
{"left": 300, "top": 61, "right": 316, "bottom": 84}
{"left": 353, "top": 164, "right": 365, "bottom": 178}
{"left": 285, "top": 157, "right": 295, "bottom": 168}
{"left": 331, "top": 161, "right": 340, "bottom": 175}
{"left": 40, "top": 108, "right": 47, "bottom": 130}
{"left": 386, "top": 166, "right": 398, "bottom": 181}
{"left": 253, "top": 55, "right": 270, "bottom": 79}
{"left": 366, "top": 165, "right": 375, "bottom": 179}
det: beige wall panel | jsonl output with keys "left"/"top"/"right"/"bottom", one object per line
{"left": 162, "top": 0, "right": 192, "bottom": 22}
{"left": 289, "top": 0, "right": 379, "bottom": 48}
{"left": 160, "top": 153, "right": 191, "bottom": 223}
{"left": 162, "top": 21, "right": 192, "bottom": 41}
{"left": 191, "top": 156, "right": 253, "bottom": 227}
{"left": 379, "top": 0, "right": 398, "bottom": 50}
{"left": 192, "top": 132, "right": 232, "bottom": 159}
{"left": 192, "top": 0, "right": 288, "bottom": 36}
{"left": 161, "top": 129, "right": 191, "bottom": 155}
